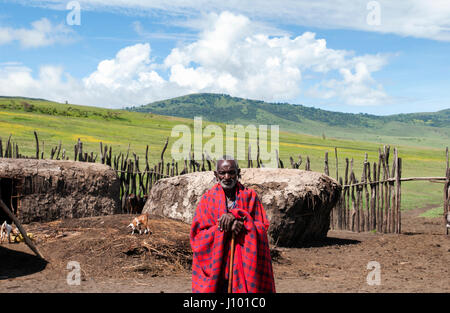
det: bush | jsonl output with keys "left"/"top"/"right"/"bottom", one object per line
{"left": 22, "top": 101, "right": 34, "bottom": 112}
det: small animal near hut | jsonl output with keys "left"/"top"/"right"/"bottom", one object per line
{"left": 0, "top": 221, "right": 19, "bottom": 244}
{"left": 128, "top": 213, "right": 151, "bottom": 235}
{"left": 125, "top": 194, "right": 148, "bottom": 214}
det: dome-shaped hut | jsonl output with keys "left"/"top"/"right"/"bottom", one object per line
{"left": 0, "top": 158, "right": 120, "bottom": 224}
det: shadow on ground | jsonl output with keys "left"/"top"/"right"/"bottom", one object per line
{"left": 299, "top": 236, "right": 361, "bottom": 248}
{"left": 0, "top": 245, "right": 48, "bottom": 280}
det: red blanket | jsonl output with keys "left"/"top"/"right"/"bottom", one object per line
{"left": 190, "top": 182, "right": 276, "bottom": 293}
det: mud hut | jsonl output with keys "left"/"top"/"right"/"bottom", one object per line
{"left": 143, "top": 168, "right": 341, "bottom": 247}
{"left": 0, "top": 158, "right": 120, "bottom": 224}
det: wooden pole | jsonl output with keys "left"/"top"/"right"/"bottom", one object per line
{"left": 390, "top": 148, "right": 397, "bottom": 233}
{"left": 34, "top": 131, "right": 39, "bottom": 159}
{"left": 368, "top": 162, "right": 377, "bottom": 230}
{"left": 335, "top": 147, "right": 339, "bottom": 181}
{"left": 99, "top": 142, "right": 104, "bottom": 164}
{"left": 345, "top": 158, "right": 349, "bottom": 230}
{"left": 161, "top": 137, "right": 168, "bottom": 172}
{"left": 377, "top": 150, "right": 383, "bottom": 233}
{"left": 446, "top": 147, "right": 449, "bottom": 171}
{"left": 361, "top": 161, "right": 366, "bottom": 232}
{"left": 338, "top": 177, "right": 343, "bottom": 230}
{"left": 385, "top": 145, "right": 390, "bottom": 178}
{"left": 276, "top": 150, "right": 280, "bottom": 169}
{"left": 201, "top": 154, "right": 205, "bottom": 172}
{"left": 364, "top": 159, "right": 370, "bottom": 231}
{"left": 228, "top": 233, "right": 236, "bottom": 293}
{"left": 383, "top": 150, "right": 390, "bottom": 233}
{"left": 171, "top": 159, "right": 175, "bottom": 176}
{"left": 351, "top": 172, "right": 356, "bottom": 232}
{"left": 444, "top": 168, "right": 450, "bottom": 235}
{"left": 6, "top": 135, "right": 11, "bottom": 158}
{"left": 445, "top": 148, "right": 449, "bottom": 234}
{"left": 256, "top": 136, "right": 261, "bottom": 168}
{"left": 354, "top": 172, "right": 360, "bottom": 232}
{"left": 397, "top": 157, "right": 402, "bottom": 234}
{"left": 0, "top": 199, "right": 45, "bottom": 260}
{"left": 248, "top": 144, "right": 252, "bottom": 168}
{"left": 372, "top": 162, "right": 377, "bottom": 231}
{"left": 358, "top": 182, "right": 363, "bottom": 232}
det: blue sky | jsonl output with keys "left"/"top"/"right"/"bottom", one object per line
{"left": 0, "top": 0, "right": 449, "bottom": 115}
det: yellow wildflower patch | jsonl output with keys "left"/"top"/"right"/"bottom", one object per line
{"left": 71, "top": 134, "right": 115, "bottom": 144}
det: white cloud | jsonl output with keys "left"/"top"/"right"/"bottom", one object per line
{"left": 0, "top": 18, "right": 75, "bottom": 48}
{"left": 84, "top": 43, "right": 156, "bottom": 88}
{"left": 163, "top": 12, "right": 389, "bottom": 104}
{"left": 15, "top": 0, "right": 450, "bottom": 42}
{"left": 0, "top": 28, "right": 14, "bottom": 45}
{"left": 0, "top": 11, "right": 391, "bottom": 108}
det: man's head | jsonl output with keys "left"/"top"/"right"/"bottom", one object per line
{"left": 214, "top": 155, "right": 240, "bottom": 191}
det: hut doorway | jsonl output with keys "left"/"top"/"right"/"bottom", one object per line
{"left": 0, "top": 177, "right": 21, "bottom": 224}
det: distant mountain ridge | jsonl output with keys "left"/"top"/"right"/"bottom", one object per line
{"left": 126, "top": 93, "right": 450, "bottom": 145}
{"left": 0, "top": 93, "right": 448, "bottom": 148}
{"left": 128, "top": 93, "right": 449, "bottom": 127}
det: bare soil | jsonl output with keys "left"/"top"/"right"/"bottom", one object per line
{"left": 0, "top": 206, "right": 449, "bottom": 293}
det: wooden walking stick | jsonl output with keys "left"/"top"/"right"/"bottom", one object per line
{"left": 228, "top": 232, "right": 236, "bottom": 293}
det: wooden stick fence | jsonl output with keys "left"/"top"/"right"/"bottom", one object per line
{"left": 329, "top": 146, "right": 403, "bottom": 233}
{"left": 1, "top": 132, "right": 448, "bottom": 234}
{"left": 445, "top": 148, "right": 449, "bottom": 235}
{"left": 330, "top": 146, "right": 449, "bottom": 234}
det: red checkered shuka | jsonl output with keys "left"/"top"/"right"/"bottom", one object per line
{"left": 190, "top": 182, "right": 276, "bottom": 293}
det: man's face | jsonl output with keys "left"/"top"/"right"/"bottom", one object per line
{"left": 214, "top": 160, "right": 239, "bottom": 190}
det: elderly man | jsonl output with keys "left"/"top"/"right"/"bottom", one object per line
{"left": 190, "top": 156, "right": 276, "bottom": 293}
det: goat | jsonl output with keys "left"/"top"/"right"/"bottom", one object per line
{"left": 125, "top": 194, "right": 148, "bottom": 214}
{"left": 128, "top": 213, "right": 151, "bottom": 235}
{"left": 0, "top": 221, "right": 19, "bottom": 244}
{"left": 125, "top": 194, "right": 138, "bottom": 214}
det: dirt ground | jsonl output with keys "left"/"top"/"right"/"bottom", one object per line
{"left": 0, "top": 206, "right": 449, "bottom": 293}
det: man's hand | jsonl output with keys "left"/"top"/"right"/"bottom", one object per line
{"left": 231, "top": 219, "right": 244, "bottom": 236}
{"left": 218, "top": 213, "right": 235, "bottom": 232}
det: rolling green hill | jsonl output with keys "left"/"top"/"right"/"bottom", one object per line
{"left": 127, "top": 93, "right": 450, "bottom": 148}
{"left": 0, "top": 95, "right": 448, "bottom": 212}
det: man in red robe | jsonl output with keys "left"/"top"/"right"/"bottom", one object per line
{"left": 190, "top": 156, "right": 276, "bottom": 293}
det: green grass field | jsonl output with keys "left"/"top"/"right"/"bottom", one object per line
{"left": 419, "top": 206, "right": 444, "bottom": 218}
{"left": 0, "top": 97, "right": 447, "bottom": 213}
{"left": 131, "top": 93, "right": 450, "bottom": 149}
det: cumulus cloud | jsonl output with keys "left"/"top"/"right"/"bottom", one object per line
{"left": 307, "top": 62, "right": 389, "bottom": 106}
{"left": 0, "top": 18, "right": 75, "bottom": 48}
{"left": 0, "top": 11, "right": 391, "bottom": 108}
{"left": 163, "top": 11, "right": 390, "bottom": 104}
{"left": 15, "top": 0, "right": 450, "bottom": 42}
